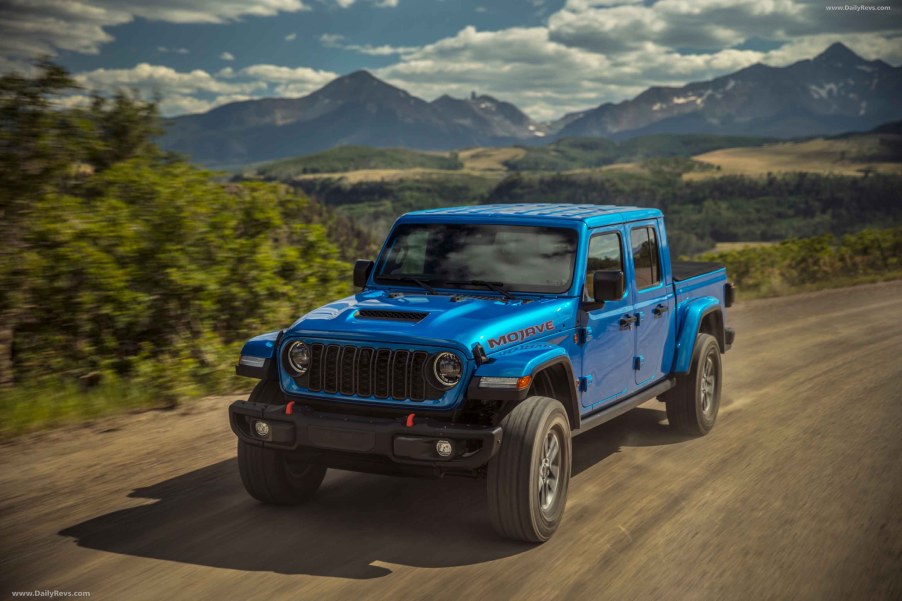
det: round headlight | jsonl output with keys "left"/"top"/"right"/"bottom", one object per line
{"left": 285, "top": 341, "right": 310, "bottom": 375}
{"left": 432, "top": 352, "right": 462, "bottom": 388}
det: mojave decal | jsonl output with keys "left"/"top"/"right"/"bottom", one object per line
{"left": 488, "top": 320, "right": 555, "bottom": 349}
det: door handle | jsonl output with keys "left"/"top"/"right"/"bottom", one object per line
{"left": 619, "top": 314, "right": 637, "bottom": 330}
{"left": 653, "top": 303, "right": 669, "bottom": 317}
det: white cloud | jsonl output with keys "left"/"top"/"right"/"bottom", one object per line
{"left": 220, "top": 51, "right": 235, "bottom": 60}
{"left": 320, "top": 33, "right": 345, "bottom": 45}
{"left": 158, "top": 46, "right": 190, "bottom": 54}
{"left": 103, "top": 0, "right": 311, "bottom": 24}
{"left": 230, "top": 64, "right": 338, "bottom": 97}
{"left": 6, "top": 0, "right": 900, "bottom": 124}
{"left": 329, "top": 0, "right": 400, "bottom": 9}
{"left": 320, "top": 33, "right": 416, "bottom": 56}
{"left": 374, "top": 0, "right": 902, "bottom": 120}
{"left": 69, "top": 63, "right": 268, "bottom": 115}
{"left": 236, "top": 64, "right": 337, "bottom": 84}
{"left": 68, "top": 61, "right": 338, "bottom": 116}
{"left": 548, "top": 0, "right": 899, "bottom": 54}
{"left": 76, "top": 63, "right": 266, "bottom": 95}
{"left": 0, "top": 0, "right": 310, "bottom": 70}
{"left": 376, "top": 26, "right": 624, "bottom": 120}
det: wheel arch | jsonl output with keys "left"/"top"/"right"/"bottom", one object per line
{"left": 468, "top": 344, "right": 580, "bottom": 429}
{"left": 527, "top": 357, "right": 580, "bottom": 430}
{"left": 674, "top": 298, "right": 725, "bottom": 374}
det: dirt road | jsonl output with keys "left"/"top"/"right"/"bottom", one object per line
{"left": 2, "top": 282, "right": 901, "bottom": 600}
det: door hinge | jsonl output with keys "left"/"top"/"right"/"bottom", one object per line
{"left": 633, "top": 355, "right": 645, "bottom": 370}
{"left": 576, "top": 327, "right": 590, "bottom": 344}
{"left": 578, "top": 375, "right": 593, "bottom": 391}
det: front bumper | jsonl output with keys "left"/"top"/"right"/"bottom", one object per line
{"left": 229, "top": 400, "right": 502, "bottom": 472}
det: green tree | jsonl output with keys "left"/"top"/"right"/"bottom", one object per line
{"left": 1, "top": 62, "right": 352, "bottom": 411}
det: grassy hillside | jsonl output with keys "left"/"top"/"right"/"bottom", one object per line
{"left": 252, "top": 145, "right": 463, "bottom": 179}
{"left": 246, "top": 134, "right": 775, "bottom": 180}
{"left": 691, "top": 132, "right": 902, "bottom": 178}
{"left": 504, "top": 135, "right": 773, "bottom": 171}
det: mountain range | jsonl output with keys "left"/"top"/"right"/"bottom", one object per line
{"left": 160, "top": 43, "right": 902, "bottom": 166}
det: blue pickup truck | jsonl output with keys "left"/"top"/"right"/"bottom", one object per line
{"left": 230, "top": 204, "right": 734, "bottom": 542}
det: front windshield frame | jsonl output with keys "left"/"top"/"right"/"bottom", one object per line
{"left": 372, "top": 221, "right": 580, "bottom": 295}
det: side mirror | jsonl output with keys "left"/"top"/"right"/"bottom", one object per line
{"left": 353, "top": 260, "right": 374, "bottom": 288}
{"left": 592, "top": 270, "right": 624, "bottom": 303}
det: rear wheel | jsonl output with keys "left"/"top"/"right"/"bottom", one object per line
{"left": 665, "top": 333, "right": 722, "bottom": 436}
{"left": 237, "top": 379, "right": 327, "bottom": 505}
{"left": 487, "top": 396, "right": 571, "bottom": 543}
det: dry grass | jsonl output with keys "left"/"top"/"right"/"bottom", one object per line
{"left": 688, "top": 135, "right": 902, "bottom": 180}
{"left": 458, "top": 146, "right": 525, "bottom": 171}
{"left": 290, "top": 167, "right": 461, "bottom": 183}
{"left": 287, "top": 147, "right": 527, "bottom": 184}
{"left": 711, "top": 241, "right": 777, "bottom": 253}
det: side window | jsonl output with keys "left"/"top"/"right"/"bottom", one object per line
{"left": 585, "top": 231, "right": 623, "bottom": 300}
{"left": 630, "top": 226, "right": 661, "bottom": 290}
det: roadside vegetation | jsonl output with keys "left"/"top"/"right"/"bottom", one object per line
{"left": 0, "top": 62, "right": 354, "bottom": 437}
{"left": 698, "top": 227, "right": 902, "bottom": 299}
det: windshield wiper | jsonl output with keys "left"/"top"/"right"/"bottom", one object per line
{"left": 445, "top": 279, "right": 514, "bottom": 300}
{"left": 378, "top": 275, "right": 438, "bottom": 295}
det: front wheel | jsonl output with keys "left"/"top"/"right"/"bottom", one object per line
{"left": 487, "top": 396, "right": 572, "bottom": 543}
{"left": 237, "top": 379, "right": 327, "bottom": 505}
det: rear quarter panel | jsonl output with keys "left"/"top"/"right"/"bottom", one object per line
{"left": 672, "top": 268, "right": 728, "bottom": 373}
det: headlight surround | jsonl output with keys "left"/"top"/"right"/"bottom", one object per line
{"left": 432, "top": 352, "right": 462, "bottom": 388}
{"left": 284, "top": 341, "right": 311, "bottom": 376}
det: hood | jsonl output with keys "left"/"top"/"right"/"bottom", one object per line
{"left": 286, "top": 290, "right": 579, "bottom": 355}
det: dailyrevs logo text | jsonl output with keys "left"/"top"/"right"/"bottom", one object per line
{"left": 488, "top": 320, "right": 555, "bottom": 349}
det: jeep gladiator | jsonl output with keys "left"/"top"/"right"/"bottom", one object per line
{"left": 229, "top": 204, "right": 735, "bottom": 542}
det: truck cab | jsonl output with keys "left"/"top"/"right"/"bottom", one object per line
{"left": 230, "top": 204, "right": 734, "bottom": 542}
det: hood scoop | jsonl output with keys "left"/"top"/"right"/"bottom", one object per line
{"left": 355, "top": 309, "right": 428, "bottom": 323}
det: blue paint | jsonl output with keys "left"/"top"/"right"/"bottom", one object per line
{"left": 237, "top": 204, "right": 731, "bottom": 418}
{"left": 240, "top": 331, "right": 279, "bottom": 359}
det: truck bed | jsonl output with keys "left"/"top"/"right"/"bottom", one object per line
{"left": 671, "top": 261, "right": 726, "bottom": 282}
{"left": 672, "top": 262, "right": 729, "bottom": 338}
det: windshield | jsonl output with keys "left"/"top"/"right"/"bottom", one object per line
{"left": 374, "top": 223, "right": 579, "bottom": 294}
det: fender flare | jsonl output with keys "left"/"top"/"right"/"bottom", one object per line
{"left": 235, "top": 330, "right": 281, "bottom": 379}
{"left": 467, "top": 343, "right": 580, "bottom": 428}
{"left": 673, "top": 297, "right": 722, "bottom": 374}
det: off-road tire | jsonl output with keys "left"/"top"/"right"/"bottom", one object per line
{"left": 487, "top": 396, "right": 571, "bottom": 543}
{"left": 665, "top": 333, "right": 722, "bottom": 436}
{"left": 237, "top": 379, "right": 327, "bottom": 505}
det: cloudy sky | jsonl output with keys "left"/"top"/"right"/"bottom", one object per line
{"left": 1, "top": 0, "right": 900, "bottom": 121}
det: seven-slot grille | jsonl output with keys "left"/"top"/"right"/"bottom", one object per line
{"left": 299, "top": 343, "right": 444, "bottom": 401}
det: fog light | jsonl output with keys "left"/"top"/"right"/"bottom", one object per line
{"left": 436, "top": 439, "right": 453, "bottom": 457}
{"left": 254, "top": 421, "right": 271, "bottom": 437}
